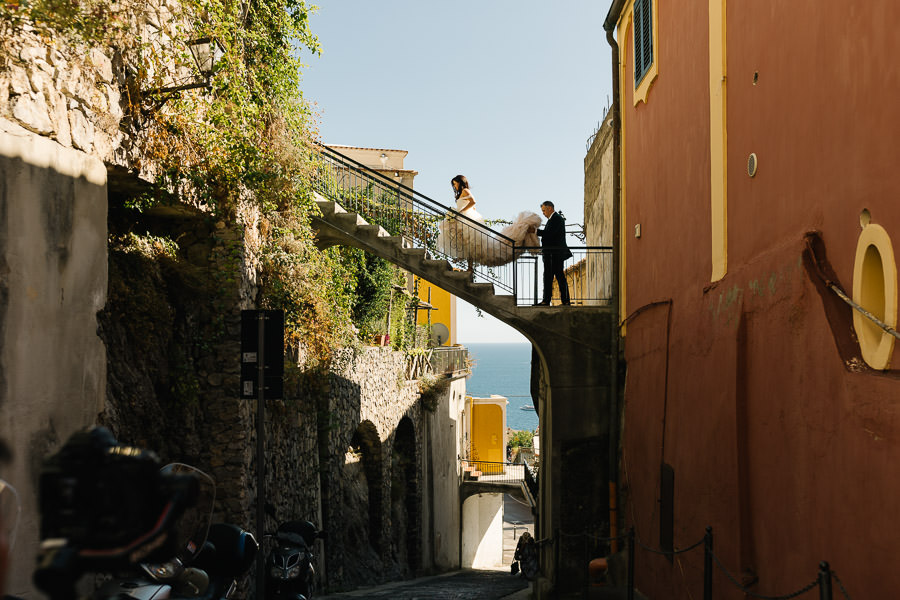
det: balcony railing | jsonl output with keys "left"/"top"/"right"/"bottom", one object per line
{"left": 460, "top": 460, "right": 525, "bottom": 485}
{"left": 429, "top": 346, "right": 468, "bottom": 375}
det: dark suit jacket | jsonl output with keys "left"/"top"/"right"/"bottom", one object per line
{"left": 537, "top": 212, "right": 572, "bottom": 261}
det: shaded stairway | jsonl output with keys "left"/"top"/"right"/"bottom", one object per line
{"left": 309, "top": 145, "right": 620, "bottom": 597}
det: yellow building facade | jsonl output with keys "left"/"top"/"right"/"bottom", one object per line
{"left": 415, "top": 276, "right": 456, "bottom": 346}
{"left": 466, "top": 395, "right": 508, "bottom": 465}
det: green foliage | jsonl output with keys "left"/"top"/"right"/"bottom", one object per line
{"left": 417, "top": 373, "right": 450, "bottom": 413}
{"left": 257, "top": 221, "right": 357, "bottom": 364}
{"left": 508, "top": 430, "right": 534, "bottom": 449}
{"left": 5, "top": 0, "right": 431, "bottom": 366}
{"left": 337, "top": 247, "right": 404, "bottom": 340}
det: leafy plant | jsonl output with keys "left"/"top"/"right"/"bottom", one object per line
{"left": 417, "top": 373, "right": 450, "bottom": 413}
{"left": 508, "top": 430, "right": 534, "bottom": 449}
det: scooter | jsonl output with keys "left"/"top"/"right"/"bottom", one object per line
{"left": 265, "top": 520, "right": 321, "bottom": 600}
{"left": 33, "top": 427, "right": 257, "bottom": 600}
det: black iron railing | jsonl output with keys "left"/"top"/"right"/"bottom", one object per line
{"left": 309, "top": 145, "right": 613, "bottom": 306}
{"left": 523, "top": 461, "right": 539, "bottom": 499}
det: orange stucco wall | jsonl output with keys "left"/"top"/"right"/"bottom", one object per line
{"left": 617, "top": 2, "right": 900, "bottom": 598}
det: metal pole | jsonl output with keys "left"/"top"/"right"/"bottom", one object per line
{"left": 256, "top": 312, "right": 266, "bottom": 600}
{"left": 513, "top": 244, "right": 518, "bottom": 303}
{"left": 533, "top": 258, "right": 539, "bottom": 304}
{"left": 703, "top": 527, "right": 713, "bottom": 600}
{"left": 818, "top": 561, "right": 832, "bottom": 600}
{"left": 627, "top": 526, "right": 635, "bottom": 600}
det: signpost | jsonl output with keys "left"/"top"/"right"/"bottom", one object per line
{"left": 241, "top": 310, "right": 283, "bottom": 599}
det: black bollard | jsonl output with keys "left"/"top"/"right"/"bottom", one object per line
{"left": 703, "top": 527, "right": 713, "bottom": 600}
{"left": 818, "top": 561, "right": 832, "bottom": 600}
{"left": 627, "top": 527, "right": 635, "bottom": 600}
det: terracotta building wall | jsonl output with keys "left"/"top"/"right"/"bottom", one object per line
{"left": 617, "top": 1, "right": 900, "bottom": 598}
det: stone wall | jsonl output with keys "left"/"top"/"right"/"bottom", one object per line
{"left": 2, "top": 31, "right": 125, "bottom": 167}
{"left": 0, "top": 17, "right": 463, "bottom": 598}
{"left": 317, "top": 347, "right": 424, "bottom": 590}
{"left": 584, "top": 109, "right": 615, "bottom": 303}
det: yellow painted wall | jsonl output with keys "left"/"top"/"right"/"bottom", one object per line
{"left": 416, "top": 277, "right": 456, "bottom": 346}
{"left": 471, "top": 403, "right": 504, "bottom": 464}
{"left": 709, "top": 0, "right": 728, "bottom": 281}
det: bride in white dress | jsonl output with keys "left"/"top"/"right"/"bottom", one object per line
{"left": 436, "top": 174, "right": 541, "bottom": 269}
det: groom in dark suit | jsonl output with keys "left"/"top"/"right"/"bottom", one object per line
{"left": 533, "top": 201, "right": 572, "bottom": 306}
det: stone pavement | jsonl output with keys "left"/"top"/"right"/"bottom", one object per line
{"left": 319, "top": 568, "right": 531, "bottom": 599}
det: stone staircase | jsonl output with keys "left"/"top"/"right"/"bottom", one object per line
{"left": 311, "top": 194, "right": 524, "bottom": 323}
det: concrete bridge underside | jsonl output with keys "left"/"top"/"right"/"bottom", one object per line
{"left": 311, "top": 196, "right": 619, "bottom": 596}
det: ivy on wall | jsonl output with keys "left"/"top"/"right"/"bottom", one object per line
{"left": 2, "top": 0, "right": 418, "bottom": 363}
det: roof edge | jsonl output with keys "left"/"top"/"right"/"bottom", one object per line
{"left": 603, "top": 0, "right": 627, "bottom": 31}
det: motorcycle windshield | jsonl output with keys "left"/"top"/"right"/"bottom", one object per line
{"left": 0, "top": 479, "right": 20, "bottom": 551}
{"left": 159, "top": 463, "right": 215, "bottom": 563}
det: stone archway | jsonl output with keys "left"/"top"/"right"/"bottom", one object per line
{"left": 390, "top": 417, "right": 419, "bottom": 575}
{"left": 348, "top": 420, "right": 384, "bottom": 555}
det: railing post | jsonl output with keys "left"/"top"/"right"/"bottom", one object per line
{"left": 703, "top": 526, "right": 713, "bottom": 600}
{"left": 533, "top": 257, "right": 539, "bottom": 304}
{"left": 513, "top": 243, "right": 518, "bottom": 303}
{"left": 627, "top": 526, "right": 635, "bottom": 600}
{"left": 818, "top": 561, "right": 832, "bottom": 600}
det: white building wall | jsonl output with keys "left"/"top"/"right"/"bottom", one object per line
{"left": 427, "top": 375, "right": 467, "bottom": 569}
{"left": 461, "top": 493, "right": 504, "bottom": 568}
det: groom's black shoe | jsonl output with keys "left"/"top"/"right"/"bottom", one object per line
{"left": 534, "top": 300, "right": 550, "bottom": 306}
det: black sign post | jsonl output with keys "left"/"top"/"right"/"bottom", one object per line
{"left": 241, "top": 310, "right": 283, "bottom": 600}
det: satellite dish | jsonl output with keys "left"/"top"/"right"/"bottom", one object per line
{"left": 430, "top": 323, "right": 450, "bottom": 347}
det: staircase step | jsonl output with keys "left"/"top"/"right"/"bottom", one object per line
{"left": 422, "top": 259, "right": 452, "bottom": 270}
{"left": 400, "top": 247, "right": 427, "bottom": 259}
{"left": 334, "top": 212, "right": 369, "bottom": 228}
{"left": 358, "top": 224, "right": 390, "bottom": 238}
{"left": 314, "top": 197, "right": 345, "bottom": 216}
{"left": 468, "top": 282, "right": 496, "bottom": 295}
{"left": 445, "top": 270, "right": 474, "bottom": 282}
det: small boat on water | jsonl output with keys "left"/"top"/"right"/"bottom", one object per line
{"left": 520, "top": 405, "right": 536, "bottom": 411}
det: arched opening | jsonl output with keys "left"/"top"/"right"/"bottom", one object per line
{"left": 347, "top": 421, "right": 383, "bottom": 555}
{"left": 390, "top": 417, "right": 419, "bottom": 574}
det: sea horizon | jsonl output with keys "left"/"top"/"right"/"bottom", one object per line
{"left": 463, "top": 342, "right": 537, "bottom": 432}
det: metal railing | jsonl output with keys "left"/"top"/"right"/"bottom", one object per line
{"left": 429, "top": 346, "right": 468, "bottom": 375}
{"left": 309, "top": 145, "right": 613, "bottom": 306}
{"left": 460, "top": 460, "right": 526, "bottom": 485}
{"left": 523, "top": 461, "right": 539, "bottom": 499}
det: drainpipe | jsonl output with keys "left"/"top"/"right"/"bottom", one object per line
{"left": 604, "top": 0, "right": 624, "bottom": 555}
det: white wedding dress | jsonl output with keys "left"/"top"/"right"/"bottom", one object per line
{"left": 436, "top": 193, "right": 541, "bottom": 267}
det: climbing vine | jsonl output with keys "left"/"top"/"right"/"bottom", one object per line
{"left": 4, "top": 0, "right": 429, "bottom": 365}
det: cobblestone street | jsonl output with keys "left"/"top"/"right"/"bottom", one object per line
{"left": 320, "top": 568, "right": 530, "bottom": 599}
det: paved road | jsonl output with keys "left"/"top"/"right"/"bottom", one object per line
{"left": 322, "top": 493, "right": 536, "bottom": 599}
{"left": 320, "top": 569, "right": 530, "bottom": 599}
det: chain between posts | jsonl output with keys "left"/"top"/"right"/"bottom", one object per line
{"left": 553, "top": 525, "right": 851, "bottom": 600}
{"left": 830, "top": 568, "right": 852, "bottom": 599}
{"left": 710, "top": 549, "right": 819, "bottom": 600}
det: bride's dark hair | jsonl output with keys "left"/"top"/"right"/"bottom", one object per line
{"left": 451, "top": 175, "right": 469, "bottom": 200}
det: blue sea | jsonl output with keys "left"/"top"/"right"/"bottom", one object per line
{"left": 463, "top": 343, "right": 538, "bottom": 432}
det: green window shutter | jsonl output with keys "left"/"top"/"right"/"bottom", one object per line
{"left": 634, "top": 0, "right": 654, "bottom": 85}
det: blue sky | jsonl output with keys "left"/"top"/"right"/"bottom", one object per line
{"left": 300, "top": 1, "right": 613, "bottom": 343}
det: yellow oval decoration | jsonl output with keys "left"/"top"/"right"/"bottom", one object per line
{"left": 852, "top": 223, "right": 897, "bottom": 370}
